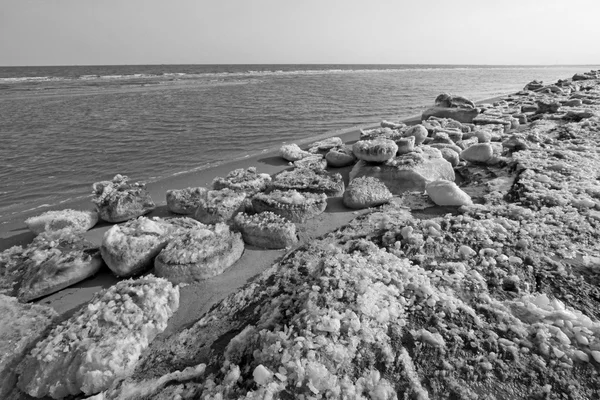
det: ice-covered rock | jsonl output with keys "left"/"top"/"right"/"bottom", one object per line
{"left": 460, "top": 143, "right": 494, "bottom": 163}
{"left": 425, "top": 180, "right": 473, "bottom": 206}
{"left": 343, "top": 176, "right": 393, "bottom": 209}
{"left": 350, "top": 146, "right": 454, "bottom": 194}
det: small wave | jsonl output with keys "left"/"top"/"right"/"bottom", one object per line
{"left": 0, "top": 76, "right": 61, "bottom": 83}
{"left": 0, "top": 65, "right": 580, "bottom": 84}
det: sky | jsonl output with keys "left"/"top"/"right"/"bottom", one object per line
{"left": 1, "top": 0, "right": 599, "bottom": 66}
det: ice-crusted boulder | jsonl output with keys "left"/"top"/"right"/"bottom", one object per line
{"left": 0, "top": 296, "right": 58, "bottom": 399}
{"left": 166, "top": 187, "right": 208, "bottom": 215}
{"left": 279, "top": 143, "right": 313, "bottom": 162}
{"left": 91, "top": 174, "right": 155, "bottom": 223}
{"left": 233, "top": 211, "right": 298, "bottom": 249}
{"left": 425, "top": 180, "right": 473, "bottom": 206}
{"left": 343, "top": 176, "right": 393, "bottom": 209}
{"left": 325, "top": 145, "right": 357, "bottom": 168}
{"left": 349, "top": 146, "right": 455, "bottom": 194}
{"left": 24, "top": 209, "right": 98, "bottom": 235}
{"left": 252, "top": 190, "right": 328, "bottom": 223}
{"left": 402, "top": 124, "right": 428, "bottom": 145}
{"left": 155, "top": 223, "right": 244, "bottom": 283}
{"left": 422, "top": 93, "right": 480, "bottom": 123}
{"left": 16, "top": 276, "right": 179, "bottom": 399}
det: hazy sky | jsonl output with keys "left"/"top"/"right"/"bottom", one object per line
{"left": 1, "top": 0, "right": 599, "bottom": 66}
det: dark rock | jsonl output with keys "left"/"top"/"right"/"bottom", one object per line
{"left": 535, "top": 99, "right": 561, "bottom": 114}
{"left": 523, "top": 80, "right": 544, "bottom": 91}
{"left": 422, "top": 106, "right": 480, "bottom": 124}
{"left": 435, "top": 93, "right": 476, "bottom": 109}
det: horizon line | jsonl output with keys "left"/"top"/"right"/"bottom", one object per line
{"left": 2, "top": 63, "right": 600, "bottom": 68}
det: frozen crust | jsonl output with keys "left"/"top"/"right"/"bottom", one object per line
{"left": 269, "top": 169, "right": 345, "bottom": 197}
{"left": 352, "top": 139, "right": 399, "bottom": 162}
{"left": 343, "top": 176, "right": 393, "bottom": 209}
{"left": 251, "top": 190, "right": 328, "bottom": 223}
{"left": 16, "top": 276, "right": 179, "bottom": 399}
{"left": 0, "top": 230, "right": 103, "bottom": 302}
{"left": 279, "top": 143, "right": 313, "bottom": 162}
{"left": 154, "top": 223, "right": 244, "bottom": 284}
{"left": 193, "top": 189, "right": 247, "bottom": 224}
{"left": 166, "top": 187, "right": 208, "bottom": 215}
{"left": 24, "top": 209, "right": 98, "bottom": 235}
{"left": 233, "top": 212, "right": 298, "bottom": 249}
{"left": 0, "top": 295, "right": 57, "bottom": 399}
{"left": 100, "top": 217, "right": 171, "bottom": 278}
{"left": 212, "top": 167, "right": 272, "bottom": 194}
{"left": 92, "top": 174, "right": 156, "bottom": 223}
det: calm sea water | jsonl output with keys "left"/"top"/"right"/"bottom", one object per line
{"left": 1, "top": 64, "right": 599, "bottom": 228}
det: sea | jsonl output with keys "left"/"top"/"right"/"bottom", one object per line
{"left": 1, "top": 64, "right": 599, "bottom": 229}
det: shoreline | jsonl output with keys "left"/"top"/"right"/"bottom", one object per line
{"left": 0, "top": 95, "right": 498, "bottom": 246}
{"left": 0, "top": 93, "right": 504, "bottom": 323}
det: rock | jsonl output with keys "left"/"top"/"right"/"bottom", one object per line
{"left": 279, "top": 144, "right": 313, "bottom": 161}
{"left": 403, "top": 124, "right": 428, "bottom": 145}
{"left": 359, "top": 127, "right": 400, "bottom": 141}
{"left": 292, "top": 155, "right": 327, "bottom": 170}
{"left": 563, "top": 98, "right": 583, "bottom": 107}
{"left": 251, "top": 190, "right": 328, "bottom": 223}
{"left": 343, "top": 176, "right": 393, "bottom": 209}
{"left": 435, "top": 93, "right": 476, "bottom": 109}
{"left": 233, "top": 212, "right": 297, "bottom": 249}
{"left": 308, "top": 137, "right": 343, "bottom": 153}
{"left": 503, "top": 135, "right": 529, "bottom": 152}
{"left": 381, "top": 120, "right": 405, "bottom": 130}
{"left": 100, "top": 216, "right": 172, "bottom": 277}
{"left": 24, "top": 209, "right": 98, "bottom": 235}
{"left": 521, "top": 103, "right": 538, "bottom": 113}
{"left": 0, "top": 296, "right": 58, "bottom": 400}
{"left": 155, "top": 224, "right": 244, "bottom": 284}
{"left": 472, "top": 115, "right": 512, "bottom": 132}
{"left": 431, "top": 131, "right": 454, "bottom": 145}
{"left": 460, "top": 143, "right": 494, "bottom": 163}
{"left": 456, "top": 137, "right": 479, "bottom": 150}
{"left": 212, "top": 167, "right": 272, "bottom": 194}
{"left": 573, "top": 72, "right": 598, "bottom": 81}
{"left": 536, "top": 99, "right": 561, "bottom": 114}
{"left": 166, "top": 187, "right": 208, "bottom": 215}
{"left": 536, "top": 85, "right": 564, "bottom": 95}
{"left": 349, "top": 146, "right": 455, "bottom": 195}
{"left": 422, "top": 106, "right": 480, "bottom": 124}
{"left": 325, "top": 145, "right": 357, "bottom": 168}
{"left": 429, "top": 142, "right": 463, "bottom": 155}
{"left": 396, "top": 136, "right": 415, "bottom": 155}
{"left": 523, "top": 80, "right": 544, "bottom": 91}
{"left": 513, "top": 113, "right": 528, "bottom": 124}
{"left": 562, "top": 109, "right": 598, "bottom": 122}
{"left": 352, "top": 139, "right": 398, "bottom": 163}
{"left": 439, "top": 147, "right": 460, "bottom": 167}
{"left": 91, "top": 175, "right": 155, "bottom": 223}
{"left": 471, "top": 124, "right": 505, "bottom": 141}
{"left": 426, "top": 180, "right": 473, "bottom": 206}
{"left": 17, "top": 276, "right": 179, "bottom": 398}
{"left": 270, "top": 168, "right": 345, "bottom": 197}
{"left": 474, "top": 130, "right": 492, "bottom": 143}
{"left": 194, "top": 189, "right": 248, "bottom": 224}
{"left": 445, "top": 129, "right": 464, "bottom": 142}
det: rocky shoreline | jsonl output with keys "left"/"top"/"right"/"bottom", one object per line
{"left": 3, "top": 70, "right": 600, "bottom": 399}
